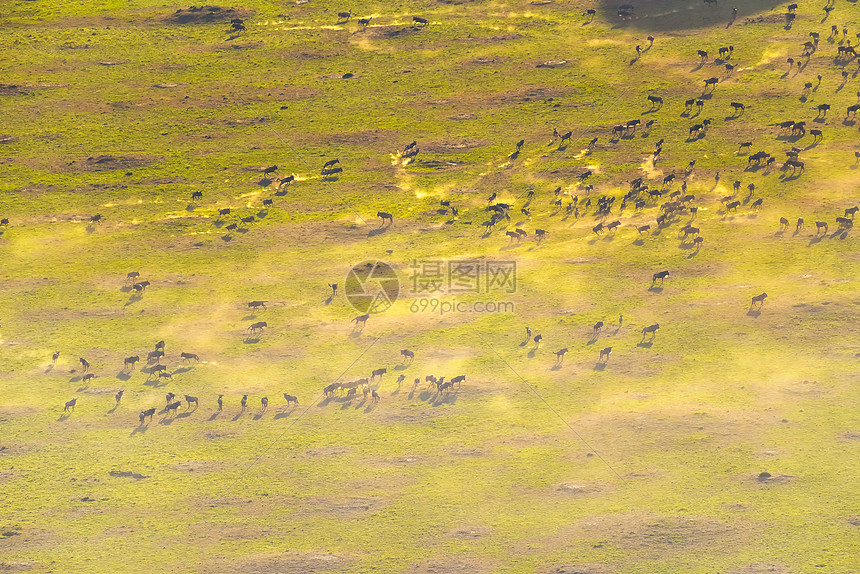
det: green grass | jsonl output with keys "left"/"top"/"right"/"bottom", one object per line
{"left": 1, "top": 0, "right": 859, "bottom": 572}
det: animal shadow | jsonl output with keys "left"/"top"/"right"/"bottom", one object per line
{"left": 648, "top": 286, "right": 664, "bottom": 293}
{"left": 527, "top": 348, "right": 537, "bottom": 358}
{"left": 637, "top": 341, "right": 653, "bottom": 348}
{"left": 274, "top": 411, "right": 292, "bottom": 420}
{"left": 746, "top": 308, "right": 761, "bottom": 317}
{"left": 232, "top": 413, "right": 244, "bottom": 421}
{"left": 550, "top": 364, "right": 562, "bottom": 371}
{"left": 367, "top": 227, "right": 387, "bottom": 238}
{"left": 243, "top": 337, "right": 260, "bottom": 344}
{"left": 593, "top": 363, "right": 606, "bottom": 372}
{"left": 208, "top": 412, "right": 220, "bottom": 421}
{"left": 130, "top": 425, "right": 148, "bottom": 436}
{"left": 116, "top": 371, "right": 132, "bottom": 381}
{"left": 57, "top": 414, "right": 71, "bottom": 422}
{"left": 221, "top": 235, "right": 233, "bottom": 242}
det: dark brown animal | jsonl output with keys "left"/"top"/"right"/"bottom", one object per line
{"left": 248, "top": 321, "right": 267, "bottom": 333}
{"left": 64, "top": 398, "right": 77, "bottom": 412}
{"left": 180, "top": 352, "right": 199, "bottom": 363}
{"left": 283, "top": 393, "right": 298, "bottom": 406}
{"left": 140, "top": 407, "right": 156, "bottom": 423}
{"left": 751, "top": 292, "right": 768, "bottom": 307}
{"left": 599, "top": 347, "right": 612, "bottom": 362}
{"left": 124, "top": 356, "right": 139, "bottom": 369}
{"left": 185, "top": 395, "right": 198, "bottom": 407}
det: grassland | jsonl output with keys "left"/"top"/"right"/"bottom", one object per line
{"left": 1, "top": 0, "right": 859, "bottom": 572}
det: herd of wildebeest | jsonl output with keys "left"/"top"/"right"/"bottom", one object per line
{"left": 3, "top": 4, "right": 856, "bottom": 423}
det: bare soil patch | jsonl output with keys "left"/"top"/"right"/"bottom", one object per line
{"left": 164, "top": 6, "right": 251, "bottom": 25}
{"left": 75, "top": 155, "right": 161, "bottom": 172}
{"left": 202, "top": 552, "right": 350, "bottom": 574}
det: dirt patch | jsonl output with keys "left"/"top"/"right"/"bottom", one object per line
{"left": 542, "top": 564, "right": 612, "bottom": 574}
{"left": 108, "top": 470, "right": 149, "bottom": 480}
{"left": 729, "top": 565, "right": 789, "bottom": 574}
{"left": 406, "top": 556, "right": 496, "bottom": 574}
{"left": 450, "top": 526, "right": 490, "bottom": 539}
{"left": 202, "top": 552, "right": 350, "bottom": 574}
{"left": 364, "top": 25, "right": 420, "bottom": 40}
{"left": 76, "top": 154, "right": 161, "bottom": 172}
{"left": 0, "top": 562, "right": 37, "bottom": 572}
{"left": 214, "top": 41, "right": 264, "bottom": 50}
{"left": 423, "top": 140, "right": 488, "bottom": 153}
{"left": 0, "top": 85, "right": 35, "bottom": 97}
{"left": 165, "top": 6, "right": 251, "bottom": 25}
{"left": 751, "top": 472, "right": 794, "bottom": 485}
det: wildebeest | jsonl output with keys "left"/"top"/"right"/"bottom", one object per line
{"left": 124, "top": 356, "right": 139, "bottom": 369}
{"left": 593, "top": 321, "right": 604, "bottom": 334}
{"left": 248, "top": 321, "right": 267, "bottom": 333}
{"left": 810, "top": 129, "right": 822, "bottom": 142}
{"left": 166, "top": 392, "right": 175, "bottom": 404}
{"left": 241, "top": 216, "right": 255, "bottom": 226}
{"left": 779, "top": 217, "right": 790, "bottom": 230}
{"left": 451, "top": 375, "right": 466, "bottom": 388}
{"left": 283, "top": 393, "right": 298, "bottom": 406}
{"left": 0, "top": 218, "right": 8, "bottom": 226}
{"left": 64, "top": 398, "right": 77, "bottom": 412}
{"left": 371, "top": 389, "right": 380, "bottom": 403}
{"left": 115, "top": 390, "right": 124, "bottom": 404}
{"left": 693, "top": 236, "right": 703, "bottom": 249}
{"left": 217, "top": 394, "right": 223, "bottom": 411}
{"left": 218, "top": 208, "right": 231, "bottom": 217}
{"left": 52, "top": 351, "right": 60, "bottom": 364}
{"left": 703, "top": 77, "right": 719, "bottom": 90}
{"left": 191, "top": 191, "right": 203, "bottom": 202}
{"left": 225, "top": 223, "right": 238, "bottom": 231}
{"left": 248, "top": 300, "right": 267, "bottom": 311}
{"left": 140, "top": 407, "right": 156, "bottom": 423}
{"left": 730, "top": 102, "right": 745, "bottom": 113}
{"left": 796, "top": 218, "right": 804, "bottom": 232}
{"left": 231, "top": 18, "right": 245, "bottom": 31}
{"left": 377, "top": 211, "right": 393, "bottom": 226}
{"left": 132, "top": 281, "right": 150, "bottom": 293}
{"left": 642, "top": 324, "right": 660, "bottom": 338}
{"left": 82, "top": 373, "right": 95, "bottom": 383}
{"left": 652, "top": 270, "right": 669, "bottom": 284}
{"left": 535, "top": 229, "right": 548, "bottom": 242}
{"left": 127, "top": 271, "right": 141, "bottom": 282}
{"left": 352, "top": 313, "right": 370, "bottom": 326}
{"left": 262, "top": 165, "right": 278, "bottom": 176}
{"left": 241, "top": 394, "right": 248, "bottom": 411}
{"left": 261, "top": 396, "right": 268, "bottom": 411}
{"left": 412, "top": 16, "right": 428, "bottom": 26}
{"left": 782, "top": 159, "right": 804, "bottom": 174}
{"left": 554, "top": 348, "right": 568, "bottom": 363}
{"left": 150, "top": 364, "right": 167, "bottom": 377}
{"left": 836, "top": 216, "right": 853, "bottom": 230}
{"left": 592, "top": 222, "right": 604, "bottom": 236}
{"left": 276, "top": 175, "right": 295, "bottom": 189}
{"left": 166, "top": 401, "right": 181, "bottom": 416}
{"left": 262, "top": 198, "right": 273, "bottom": 208}
{"left": 371, "top": 367, "right": 387, "bottom": 380}
{"left": 689, "top": 124, "right": 704, "bottom": 136}
{"left": 185, "top": 395, "right": 198, "bottom": 408}
{"left": 751, "top": 198, "right": 763, "bottom": 210}
{"left": 751, "top": 292, "right": 768, "bottom": 307}
{"left": 180, "top": 352, "right": 199, "bottom": 363}
{"left": 90, "top": 214, "right": 102, "bottom": 224}
{"left": 697, "top": 49, "right": 709, "bottom": 62}
{"left": 148, "top": 350, "right": 164, "bottom": 362}
{"left": 80, "top": 357, "right": 90, "bottom": 372}
{"left": 845, "top": 206, "right": 859, "bottom": 218}
{"left": 401, "top": 349, "right": 414, "bottom": 362}
{"left": 647, "top": 94, "right": 663, "bottom": 108}
{"left": 598, "top": 347, "right": 612, "bottom": 362}
{"left": 337, "top": 9, "right": 351, "bottom": 22}
{"left": 533, "top": 334, "right": 543, "bottom": 347}
{"left": 815, "top": 221, "right": 828, "bottom": 234}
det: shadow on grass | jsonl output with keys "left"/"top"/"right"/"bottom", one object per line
{"left": 593, "top": 363, "right": 606, "bottom": 371}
